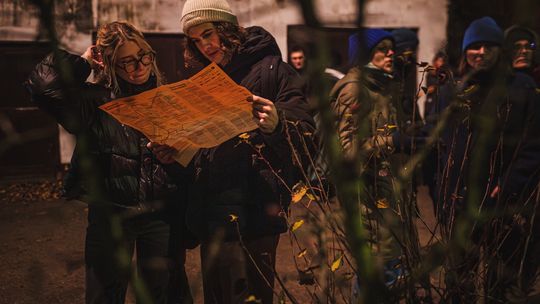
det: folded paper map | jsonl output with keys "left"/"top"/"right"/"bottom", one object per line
{"left": 99, "top": 62, "right": 258, "bottom": 166}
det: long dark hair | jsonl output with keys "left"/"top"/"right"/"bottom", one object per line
{"left": 184, "top": 21, "right": 247, "bottom": 69}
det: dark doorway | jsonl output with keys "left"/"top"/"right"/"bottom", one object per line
{"left": 1, "top": 33, "right": 188, "bottom": 181}
{"left": 0, "top": 41, "right": 59, "bottom": 181}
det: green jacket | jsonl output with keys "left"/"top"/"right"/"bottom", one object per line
{"left": 331, "top": 66, "right": 400, "bottom": 162}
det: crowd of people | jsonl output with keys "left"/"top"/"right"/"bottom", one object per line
{"left": 323, "top": 16, "right": 540, "bottom": 302}
{"left": 24, "top": 0, "right": 540, "bottom": 301}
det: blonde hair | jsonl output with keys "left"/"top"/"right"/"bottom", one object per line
{"left": 96, "top": 21, "right": 163, "bottom": 94}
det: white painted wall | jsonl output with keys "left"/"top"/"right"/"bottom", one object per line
{"left": 2, "top": 0, "right": 448, "bottom": 63}
{"left": 232, "top": 0, "right": 448, "bottom": 66}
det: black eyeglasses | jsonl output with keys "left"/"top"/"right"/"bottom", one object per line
{"left": 116, "top": 51, "right": 155, "bottom": 73}
{"left": 513, "top": 42, "right": 536, "bottom": 52}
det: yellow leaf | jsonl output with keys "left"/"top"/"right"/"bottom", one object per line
{"left": 306, "top": 192, "right": 317, "bottom": 201}
{"left": 229, "top": 214, "right": 239, "bottom": 222}
{"left": 297, "top": 249, "right": 308, "bottom": 258}
{"left": 291, "top": 182, "right": 308, "bottom": 203}
{"left": 463, "top": 84, "right": 478, "bottom": 94}
{"left": 376, "top": 198, "right": 389, "bottom": 209}
{"left": 331, "top": 255, "right": 343, "bottom": 272}
{"left": 291, "top": 219, "right": 304, "bottom": 232}
{"left": 239, "top": 133, "right": 250, "bottom": 139}
{"left": 245, "top": 295, "right": 260, "bottom": 303}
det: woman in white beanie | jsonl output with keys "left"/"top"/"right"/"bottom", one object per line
{"left": 149, "top": 0, "right": 315, "bottom": 303}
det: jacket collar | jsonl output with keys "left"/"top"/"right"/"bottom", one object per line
{"left": 223, "top": 26, "right": 282, "bottom": 82}
{"left": 362, "top": 65, "right": 394, "bottom": 93}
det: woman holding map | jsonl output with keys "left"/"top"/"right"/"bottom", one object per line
{"left": 149, "top": 0, "right": 314, "bottom": 303}
{"left": 26, "top": 21, "right": 192, "bottom": 304}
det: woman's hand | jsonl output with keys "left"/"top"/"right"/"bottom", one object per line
{"left": 249, "top": 95, "right": 279, "bottom": 134}
{"left": 147, "top": 142, "right": 178, "bottom": 164}
{"left": 81, "top": 46, "right": 104, "bottom": 71}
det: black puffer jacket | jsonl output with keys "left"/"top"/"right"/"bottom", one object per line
{"left": 186, "top": 26, "right": 315, "bottom": 240}
{"left": 26, "top": 50, "right": 185, "bottom": 209}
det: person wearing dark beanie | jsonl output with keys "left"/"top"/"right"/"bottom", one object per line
{"left": 436, "top": 16, "right": 540, "bottom": 303}
{"left": 331, "top": 28, "right": 412, "bottom": 290}
{"left": 391, "top": 28, "right": 420, "bottom": 125}
{"left": 347, "top": 28, "right": 394, "bottom": 67}
{"left": 505, "top": 25, "right": 539, "bottom": 81}
{"left": 461, "top": 16, "right": 504, "bottom": 52}
{"left": 392, "top": 28, "right": 419, "bottom": 58}
{"left": 457, "top": 16, "right": 504, "bottom": 75}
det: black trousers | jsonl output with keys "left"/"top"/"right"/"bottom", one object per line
{"left": 85, "top": 206, "right": 192, "bottom": 304}
{"left": 200, "top": 234, "right": 279, "bottom": 304}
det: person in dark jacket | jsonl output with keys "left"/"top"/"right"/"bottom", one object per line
{"left": 288, "top": 45, "right": 307, "bottom": 75}
{"left": 504, "top": 25, "right": 540, "bottom": 86}
{"left": 391, "top": 28, "right": 420, "bottom": 124}
{"left": 414, "top": 50, "right": 452, "bottom": 215}
{"left": 150, "top": 0, "right": 314, "bottom": 303}
{"left": 26, "top": 21, "right": 192, "bottom": 304}
{"left": 437, "top": 16, "right": 540, "bottom": 302}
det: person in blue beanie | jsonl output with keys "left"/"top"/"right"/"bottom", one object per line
{"left": 392, "top": 28, "right": 419, "bottom": 67}
{"left": 436, "top": 16, "right": 540, "bottom": 302}
{"left": 391, "top": 28, "right": 420, "bottom": 120}
{"left": 458, "top": 16, "right": 505, "bottom": 73}
{"left": 390, "top": 28, "right": 425, "bottom": 146}
{"left": 331, "top": 28, "right": 413, "bottom": 292}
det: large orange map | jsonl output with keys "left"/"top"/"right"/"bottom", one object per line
{"left": 99, "top": 62, "right": 258, "bottom": 166}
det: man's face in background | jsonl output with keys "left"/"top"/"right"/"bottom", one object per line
{"left": 290, "top": 51, "right": 305, "bottom": 70}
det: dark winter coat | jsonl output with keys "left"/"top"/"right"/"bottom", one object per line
{"left": 438, "top": 70, "right": 540, "bottom": 210}
{"left": 186, "top": 26, "right": 315, "bottom": 241}
{"left": 25, "top": 50, "right": 186, "bottom": 209}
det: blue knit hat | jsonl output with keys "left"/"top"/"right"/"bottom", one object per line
{"left": 348, "top": 28, "right": 394, "bottom": 65}
{"left": 391, "top": 28, "right": 419, "bottom": 54}
{"left": 462, "top": 16, "right": 504, "bottom": 51}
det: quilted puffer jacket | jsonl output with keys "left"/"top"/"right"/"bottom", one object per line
{"left": 26, "top": 50, "right": 186, "bottom": 209}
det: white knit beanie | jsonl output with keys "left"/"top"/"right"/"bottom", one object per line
{"left": 180, "top": 0, "right": 238, "bottom": 34}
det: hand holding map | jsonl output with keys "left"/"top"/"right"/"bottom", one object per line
{"left": 99, "top": 62, "right": 258, "bottom": 166}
